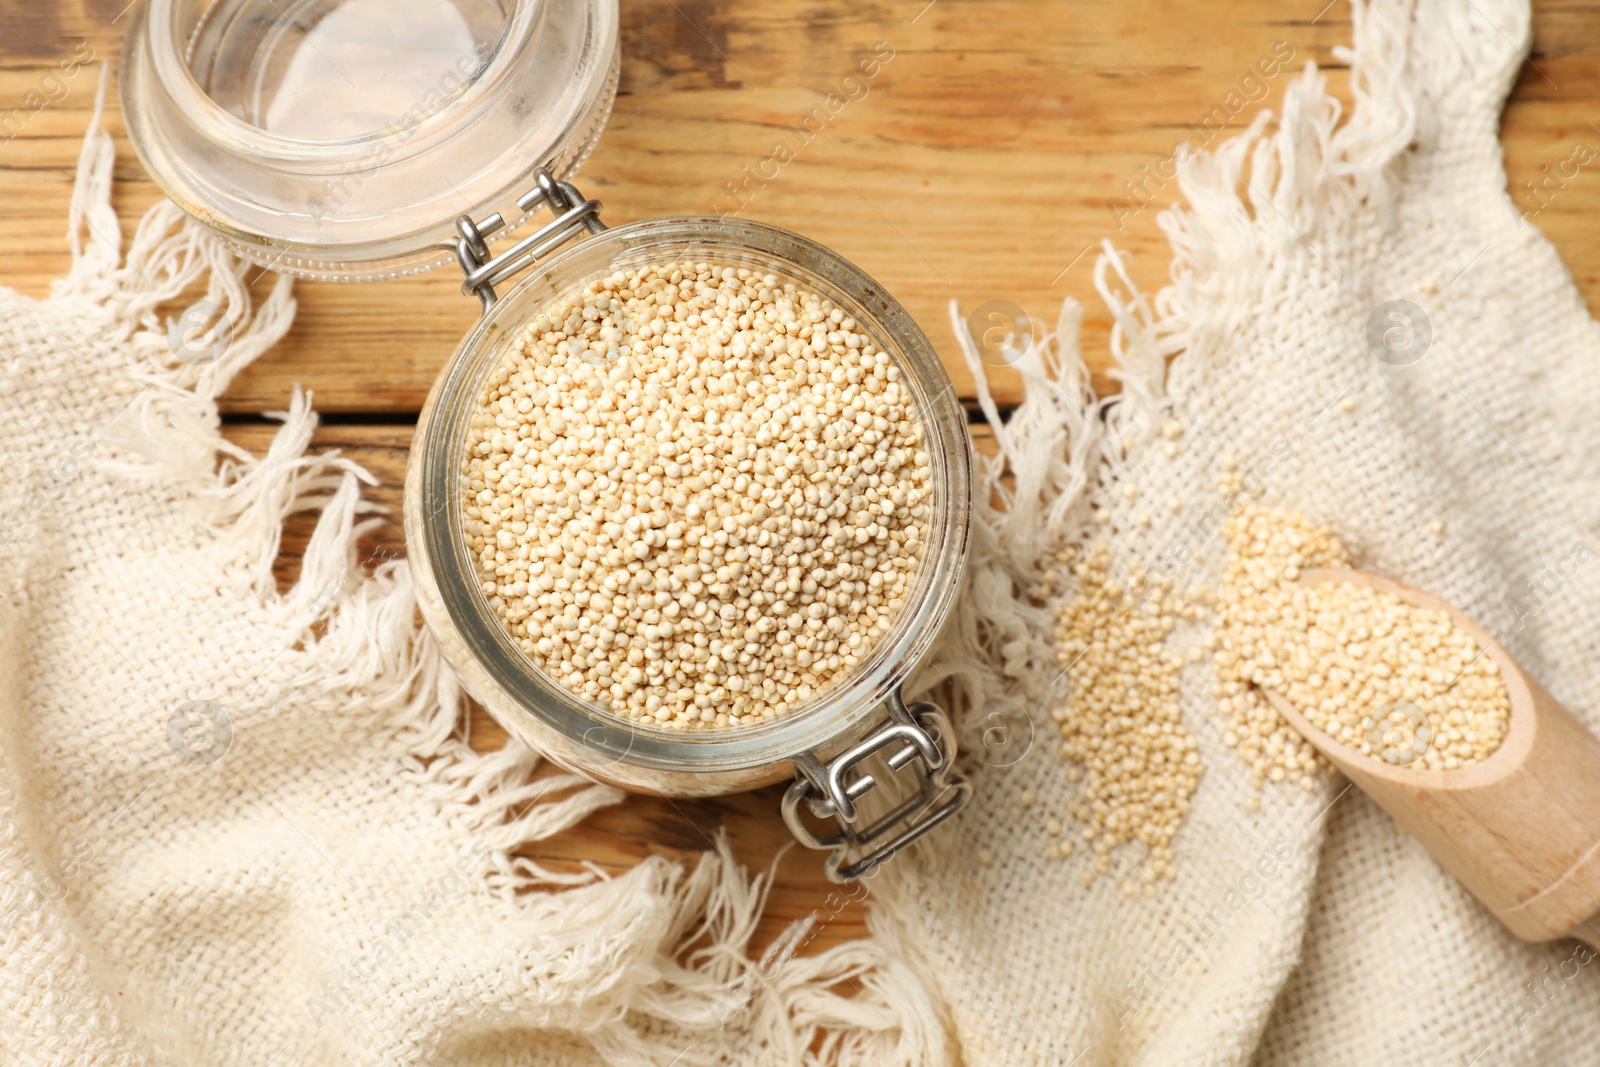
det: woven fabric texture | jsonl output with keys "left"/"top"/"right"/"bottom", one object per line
{"left": 0, "top": 85, "right": 944, "bottom": 1067}
{"left": 877, "top": 0, "right": 1600, "bottom": 1063}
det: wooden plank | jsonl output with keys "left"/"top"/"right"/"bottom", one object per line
{"left": 7, "top": 1, "right": 1598, "bottom": 416}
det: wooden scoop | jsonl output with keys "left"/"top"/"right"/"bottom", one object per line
{"left": 1257, "top": 570, "right": 1600, "bottom": 948}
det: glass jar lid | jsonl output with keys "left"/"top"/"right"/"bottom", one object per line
{"left": 119, "top": 0, "right": 619, "bottom": 281}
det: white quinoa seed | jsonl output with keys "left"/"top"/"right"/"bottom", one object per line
{"left": 462, "top": 262, "right": 933, "bottom": 729}
{"left": 1047, "top": 541, "right": 1200, "bottom": 889}
{"left": 1042, "top": 464, "right": 1511, "bottom": 884}
{"left": 1213, "top": 496, "right": 1512, "bottom": 778}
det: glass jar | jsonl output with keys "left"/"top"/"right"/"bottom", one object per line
{"left": 120, "top": 0, "right": 973, "bottom": 881}
{"left": 120, "top": 0, "right": 618, "bottom": 280}
{"left": 409, "top": 187, "right": 976, "bottom": 877}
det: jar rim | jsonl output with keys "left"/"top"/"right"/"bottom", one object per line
{"left": 142, "top": 0, "right": 539, "bottom": 164}
{"left": 120, "top": 0, "right": 620, "bottom": 280}
{"left": 410, "top": 216, "right": 973, "bottom": 777}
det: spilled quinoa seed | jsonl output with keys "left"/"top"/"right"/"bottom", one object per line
{"left": 1048, "top": 541, "right": 1203, "bottom": 894}
{"left": 1043, "top": 468, "right": 1512, "bottom": 887}
{"left": 463, "top": 262, "right": 933, "bottom": 729}
{"left": 1214, "top": 498, "right": 1512, "bottom": 779}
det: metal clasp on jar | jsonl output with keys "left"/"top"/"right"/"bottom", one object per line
{"left": 783, "top": 688, "right": 971, "bottom": 883}
{"left": 453, "top": 171, "right": 606, "bottom": 311}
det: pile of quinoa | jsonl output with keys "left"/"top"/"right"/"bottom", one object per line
{"left": 463, "top": 262, "right": 933, "bottom": 729}
{"left": 1214, "top": 499, "right": 1512, "bottom": 777}
{"left": 1044, "top": 463, "right": 1513, "bottom": 889}
{"left": 1047, "top": 541, "right": 1203, "bottom": 894}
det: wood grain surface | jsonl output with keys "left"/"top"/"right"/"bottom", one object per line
{"left": 3, "top": 0, "right": 1597, "bottom": 969}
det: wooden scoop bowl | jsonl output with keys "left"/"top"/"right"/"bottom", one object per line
{"left": 1257, "top": 570, "right": 1600, "bottom": 948}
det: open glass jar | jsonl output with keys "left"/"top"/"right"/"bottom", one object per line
{"left": 121, "top": 0, "right": 618, "bottom": 279}
{"left": 121, "top": 0, "right": 973, "bottom": 880}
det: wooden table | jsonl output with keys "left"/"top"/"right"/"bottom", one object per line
{"left": 2, "top": 0, "right": 1596, "bottom": 962}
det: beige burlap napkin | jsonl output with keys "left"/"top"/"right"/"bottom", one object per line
{"left": 884, "top": 0, "right": 1600, "bottom": 1062}
{"left": 0, "top": 80, "right": 947, "bottom": 1067}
